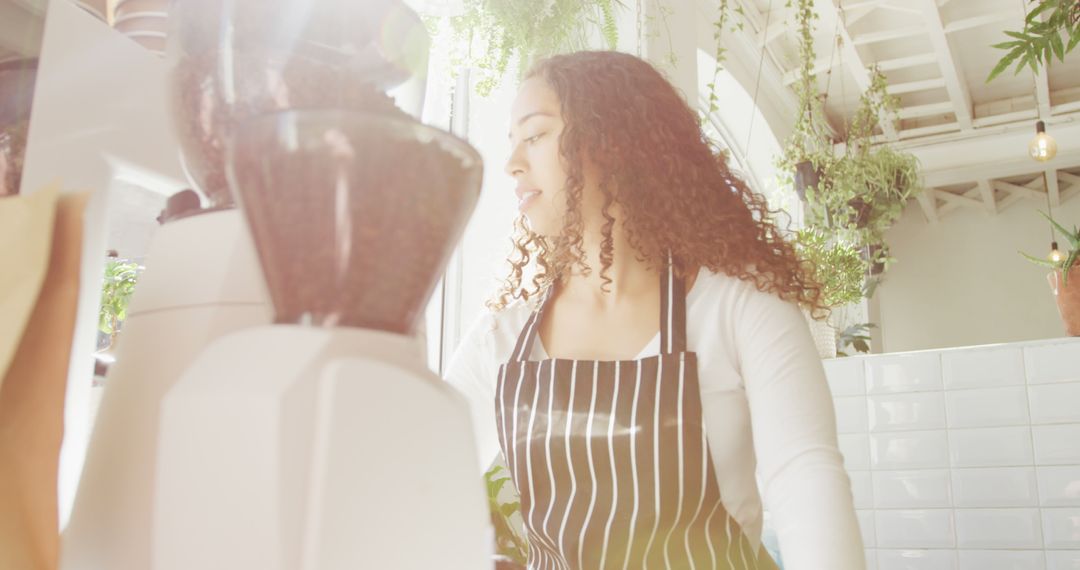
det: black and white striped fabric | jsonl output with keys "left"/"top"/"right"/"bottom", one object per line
{"left": 495, "top": 259, "right": 777, "bottom": 570}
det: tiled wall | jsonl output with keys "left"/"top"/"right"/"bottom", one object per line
{"left": 823, "top": 338, "right": 1080, "bottom": 570}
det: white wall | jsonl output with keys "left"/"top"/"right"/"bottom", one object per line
{"left": 877, "top": 195, "right": 1080, "bottom": 353}
{"left": 822, "top": 338, "right": 1080, "bottom": 570}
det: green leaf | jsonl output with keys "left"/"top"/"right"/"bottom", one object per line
{"left": 1020, "top": 251, "right": 1061, "bottom": 268}
{"left": 1026, "top": 0, "right": 1054, "bottom": 23}
{"left": 987, "top": 49, "right": 1023, "bottom": 81}
{"left": 1051, "top": 30, "right": 1066, "bottom": 60}
{"left": 1004, "top": 30, "right": 1033, "bottom": 41}
{"left": 1040, "top": 211, "right": 1078, "bottom": 247}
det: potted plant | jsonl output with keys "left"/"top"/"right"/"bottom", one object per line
{"left": 775, "top": 0, "right": 836, "bottom": 204}
{"left": 1021, "top": 211, "right": 1080, "bottom": 335}
{"left": 795, "top": 228, "right": 866, "bottom": 358}
{"left": 484, "top": 463, "right": 528, "bottom": 566}
{"left": 99, "top": 257, "right": 141, "bottom": 348}
{"left": 800, "top": 68, "right": 922, "bottom": 278}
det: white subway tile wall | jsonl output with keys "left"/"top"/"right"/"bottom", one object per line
{"left": 820, "top": 338, "right": 1080, "bottom": 569}
{"left": 951, "top": 467, "right": 1038, "bottom": 508}
{"left": 1046, "top": 549, "right": 1080, "bottom": 570}
{"left": 877, "top": 548, "right": 958, "bottom": 570}
{"left": 948, "top": 426, "right": 1034, "bottom": 468}
{"left": 1034, "top": 425, "right": 1080, "bottom": 465}
{"left": 958, "top": 549, "right": 1046, "bottom": 570}
{"left": 944, "top": 386, "right": 1030, "bottom": 429}
{"left": 868, "top": 392, "right": 947, "bottom": 432}
{"left": 873, "top": 470, "right": 952, "bottom": 509}
{"left": 942, "top": 347, "right": 1025, "bottom": 390}
{"left": 865, "top": 353, "right": 944, "bottom": 394}
{"left": 1043, "top": 508, "right": 1080, "bottom": 549}
{"left": 954, "top": 508, "right": 1043, "bottom": 549}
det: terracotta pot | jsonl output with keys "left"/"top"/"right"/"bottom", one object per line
{"left": 1047, "top": 264, "right": 1080, "bottom": 336}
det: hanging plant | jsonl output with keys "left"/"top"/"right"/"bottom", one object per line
{"left": 794, "top": 228, "right": 865, "bottom": 308}
{"left": 423, "top": 0, "right": 625, "bottom": 97}
{"left": 805, "top": 66, "right": 921, "bottom": 273}
{"left": 777, "top": 0, "right": 921, "bottom": 281}
{"left": 702, "top": 0, "right": 745, "bottom": 119}
{"left": 987, "top": 0, "right": 1080, "bottom": 82}
{"left": 775, "top": 0, "right": 836, "bottom": 198}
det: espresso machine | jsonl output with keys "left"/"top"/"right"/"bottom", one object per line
{"left": 63, "top": 1, "right": 491, "bottom": 569}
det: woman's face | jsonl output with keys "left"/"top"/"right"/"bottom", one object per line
{"left": 505, "top": 76, "right": 572, "bottom": 237}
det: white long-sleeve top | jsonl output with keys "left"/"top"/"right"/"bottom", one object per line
{"left": 443, "top": 266, "right": 865, "bottom": 570}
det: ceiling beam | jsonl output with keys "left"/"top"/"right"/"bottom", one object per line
{"left": 897, "top": 101, "right": 956, "bottom": 119}
{"left": 916, "top": 188, "right": 939, "bottom": 223}
{"left": 1059, "top": 171, "right": 1080, "bottom": 186}
{"left": 944, "top": 11, "right": 1015, "bottom": 34}
{"left": 1053, "top": 100, "right": 1080, "bottom": 115}
{"left": 844, "top": 0, "right": 889, "bottom": 10}
{"left": 917, "top": 0, "right": 973, "bottom": 130}
{"left": 998, "top": 190, "right": 1026, "bottom": 211}
{"left": 977, "top": 179, "right": 997, "bottom": 214}
{"left": 994, "top": 179, "right": 1046, "bottom": 200}
{"left": 851, "top": 25, "right": 926, "bottom": 46}
{"left": 828, "top": 0, "right": 899, "bottom": 139}
{"left": 784, "top": 52, "right": 938, "bottom": 85}
{"left": 888, "top": 78, "right": 947, "bottom": 95}
{"left": 875, "top": 52, "right": 938, "bottom": 71}
{"left": 935, "top": 187, "right": 985, "bottom": 209}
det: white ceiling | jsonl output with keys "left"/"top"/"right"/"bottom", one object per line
{"left": 728, "top": 0, "right": 1080, "bottom": 220}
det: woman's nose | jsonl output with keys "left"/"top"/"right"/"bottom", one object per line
{"left": 504, "top": 143, "right": 526, "bottom": 178}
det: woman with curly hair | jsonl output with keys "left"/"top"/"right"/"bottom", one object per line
{"left": 445, "top": 50, "right": 863, "bottom": 570}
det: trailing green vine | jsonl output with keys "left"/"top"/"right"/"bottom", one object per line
{"left": 777, "top": 0, "right": 920, "bottom": 285}
{"left": 702, "top": 0, "right": 745, "bottom": 119}
{"left": 424, "top": 0, "right": 625, "bottom": 97}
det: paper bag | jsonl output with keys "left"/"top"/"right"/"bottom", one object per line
{"left": 0, "top": 190, "right": 88, "bottom": 570}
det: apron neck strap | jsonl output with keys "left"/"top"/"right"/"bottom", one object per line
{"left": 510, "top": 253, "right": 688, "bottom": 362}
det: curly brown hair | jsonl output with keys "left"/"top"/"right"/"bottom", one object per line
{"left": 486, "top": 50, "right": 825, "bottom": 316}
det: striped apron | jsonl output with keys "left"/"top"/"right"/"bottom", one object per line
{"left": 495, "top": 261, "right": 777, "bottom": 570}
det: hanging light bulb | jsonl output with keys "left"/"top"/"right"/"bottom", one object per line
{"left": 1049, "top": 241, "right": 1064, "bottom": 263}
{"left": 1029, "top": 120, "right": 1058, "bottom": 162}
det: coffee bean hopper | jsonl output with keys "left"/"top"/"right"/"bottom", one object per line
{"left": 64, "top": 1, "right": 491, "bottom": 569}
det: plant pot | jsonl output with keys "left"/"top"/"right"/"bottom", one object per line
{"left": 802, "top": 308, "right": 837, "bottom": 359}
{"left": 793, "top": 160, "right": 819, "bottom": 202}
{"left": 1047, "top": 264, "right": 1080, "bottom": 336}
{"left": 847, "top": 197, "right": 873, "bottom": 229}
{"left": 862, "top": 244, "right": 886, "bottom": 276}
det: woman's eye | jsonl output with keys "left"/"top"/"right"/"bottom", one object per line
{"left": 525, "top": 133, "right": 544, "bottom": 144}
